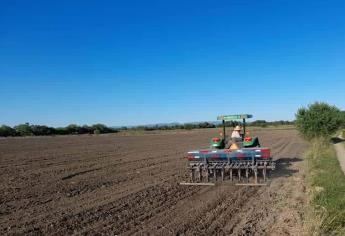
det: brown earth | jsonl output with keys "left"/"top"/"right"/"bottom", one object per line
{"left": 0, "top": 128, "right": 308, "bottom": 235}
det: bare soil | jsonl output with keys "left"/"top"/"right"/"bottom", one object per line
{"left": 0, "top": 128, "right": 308, "bottom": 235}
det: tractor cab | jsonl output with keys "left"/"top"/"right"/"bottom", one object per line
{"left": 210, "top": 114, "right": 260, "bottom": 149}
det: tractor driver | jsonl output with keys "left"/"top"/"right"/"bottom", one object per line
{"left": 227, "top": 125, "right": 243, "bottom": 149}
{"left": 231, "top": 125, "right": 242, "bottom": 140}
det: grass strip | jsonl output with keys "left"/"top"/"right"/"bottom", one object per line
{"left": 306, "top": 141, "right": 345, "bottom": 235}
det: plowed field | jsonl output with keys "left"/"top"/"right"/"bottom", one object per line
{"left": 0, "top": 128, "right": 308, "bottom": 235}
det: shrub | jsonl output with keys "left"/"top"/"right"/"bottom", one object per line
{"left": 295, "top": 102, "right": 343, "bottom": 140}
{"left": 93, "top": 129, "right": 101, "bottom": 135}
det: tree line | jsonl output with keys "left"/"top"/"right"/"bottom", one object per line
{"left": 0, "top": 123, "right": 118, "bottom": 137}
{"left": 0, "top": 119, "right": 297, "bottom": 137}
{"left": 121, "top": 120, "right": 295, "bottom": 131}
{"left": 131, "top": 122, "right": 217, "bottom": 131}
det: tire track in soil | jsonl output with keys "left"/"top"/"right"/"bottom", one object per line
{"left": 187, "top": 187, "right": 259, "bottom": 235}
{"left": 222, "top": 130, "right": 307, "bottom": 235}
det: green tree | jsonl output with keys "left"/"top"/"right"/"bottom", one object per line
{"left": 78, "top": 125, "right": 92, "bottom": 134}
{"left": 31, "top": 125, "right": 54, "bottom": 136}
{"left": 91, "top": 124, "right": 107, "bottom": 133}
{"left": 55, "top": 127, "right": 68, "bottom": 135}
{"left": 66, "top": 124, "right": 80, "bottom": 134}
{"left": 91, "top": 124, "right": 117, "bottom": 133}
{"left": 14, "top": 123, "right": 33, "bottom": 136}
{"left": 0, "top": 125, "right": 16, "bottom": 137}
{"left": 295, "top": 102, "right": 343, "bottom": 140}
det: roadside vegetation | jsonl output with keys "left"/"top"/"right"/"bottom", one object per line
{"left": 306, "top": 142, "right": 345, "bottom": 234}
{"left": 296, "top": 102, "right": 345, "bottom": 235}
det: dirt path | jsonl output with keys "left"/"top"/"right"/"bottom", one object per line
{"left": 0, "top": 128, "right": 308, "bottom": 235}
{"left": 334, "top": 137, "right": 345, "bottom": 174}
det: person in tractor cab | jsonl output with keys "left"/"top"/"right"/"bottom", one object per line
{"left": 227, "top": 125, "right": 243, "bottom": 149}
{"left": 231, "top": 125, "right": 242, "bottom": 139}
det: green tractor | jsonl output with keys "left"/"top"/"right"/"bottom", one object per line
{"left": 210, "top": 114, "right": 260, "bottom": 149}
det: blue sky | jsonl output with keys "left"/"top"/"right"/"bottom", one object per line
{"left": 1, "top": 0, "right": 345, "bottom": 127}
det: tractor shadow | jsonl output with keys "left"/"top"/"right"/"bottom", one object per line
{"left": 270, "top": 157, "right": 302, "bottom": 178}
{"left": 331, "top": 137, "right": 345, "bottom": 144}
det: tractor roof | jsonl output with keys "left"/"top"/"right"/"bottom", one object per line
{"left": 217, "top": 114, "right": 253, "bottom": 121}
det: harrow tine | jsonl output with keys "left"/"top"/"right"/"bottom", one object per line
{"left": 198, "top": 166, "right": 202, "bottom": 182}
{"left": 185, "top": 144, "right": 275, "bottom": 185}
{"left": 213, "top": 166, "right": 217, "bottom": 181}
{"left": 190, "top": 169, "right": 195, "bottom": 182}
